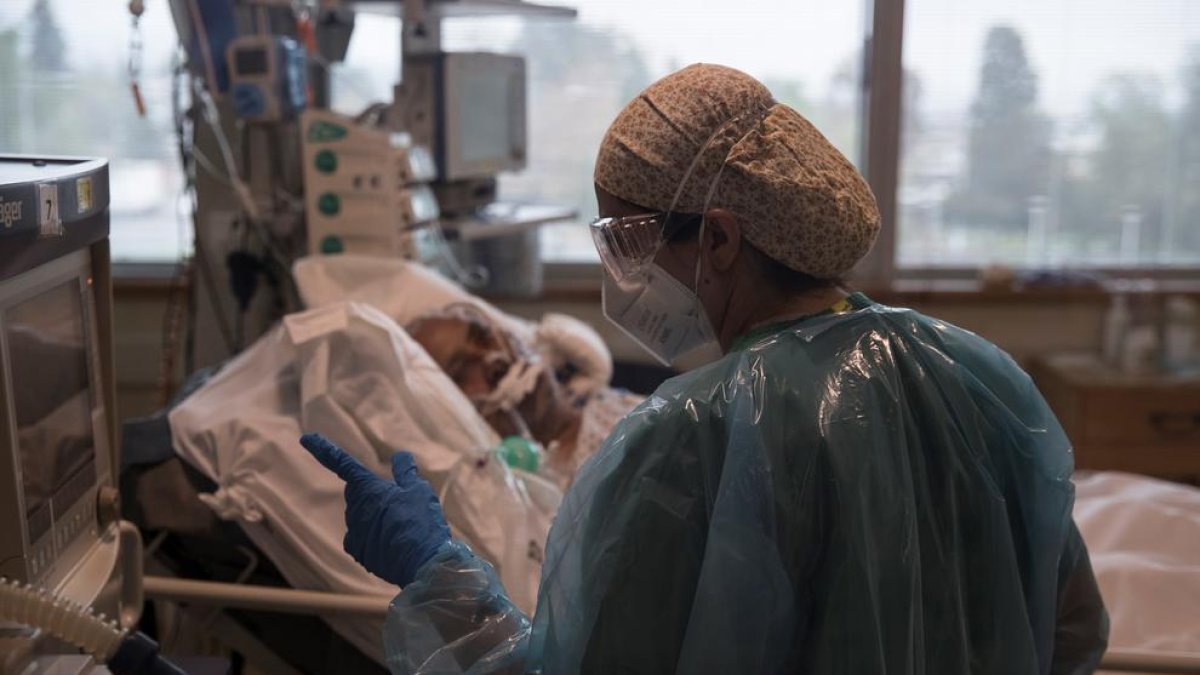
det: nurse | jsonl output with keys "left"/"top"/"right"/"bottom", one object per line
{"left": 303, "top": 63, "right": 1108, "bottom": 674}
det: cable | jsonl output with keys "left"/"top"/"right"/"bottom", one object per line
{"left": 184, "top": 0, "right": 219, "bottom": 96}
{"left": 354, "top": 102, "right": 390, "bottom": 126}
{"left": 426, "top": 223, "right": 489, "bottom": 288}
{"left": 193, "top": 84, "right": 303, "bottom": 344}
{"left": 158, "top": 261, "right": 188, "bottom": 406}
{"left": 193, "top": 237, "right": 238, "bottom": 354}
{"left": 239, "top": 125, "right": 285, "bottom": 250}
{"left": 195, "top": 84, "right": 260, "bottom": 222}
{"left": 169, "top": 54, "right": 202, "bottom": 374}
{"left": 182, "top": 172, "right": 238, "bottom": 356}
{"left": 173, "top": 70, "right": 239, "bottom": 356}
{"left": 191, "top": 150, "right": 236, "bottom": 188}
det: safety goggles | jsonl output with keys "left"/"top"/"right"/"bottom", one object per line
{"left": 589, "top": 211, "right": 703, "bottom": 283}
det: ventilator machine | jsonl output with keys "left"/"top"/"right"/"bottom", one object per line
{"left": 0, "top": 156, "right": 185, "bottom": 675}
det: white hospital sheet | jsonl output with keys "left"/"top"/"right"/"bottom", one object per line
{"left": 1074, "top": 472, "right": 1200, "bottom": 657}
{"left": 170, "top": 302, "right": 559, "bottom": 663}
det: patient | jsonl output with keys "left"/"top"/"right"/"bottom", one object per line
{"left": 407, "top": 305, "right": 640, "bottom": 489}
{"left": 143, "top": 258, "right": 640, "bottom": 667}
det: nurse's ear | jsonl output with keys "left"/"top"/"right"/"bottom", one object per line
{"left": 701, "top": 209, "right": 743, "bottom": 273}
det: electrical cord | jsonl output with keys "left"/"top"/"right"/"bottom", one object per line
{"left": 158, "top": 260, "right": 190, "bottom": 406}
{"left": 191, "top": 227, "right": 239, "bottom": 354}
{"left": 175, "top": 101, "right": 238, "bottom": 356}
{"left": 191, "top": 148, "right": 235, "bottom": 188}
{"left": 192, "top": 83, "right": 302, "bottom": 345}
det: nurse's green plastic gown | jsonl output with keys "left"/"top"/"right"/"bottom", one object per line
{"left": 379, "top": 294, "right": 1108, "bottom": 674}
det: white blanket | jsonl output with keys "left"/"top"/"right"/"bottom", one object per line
{"left": 170, "top": 302, "right": 560, "bottom": 663}
{"left": 292, "top": 255, "right": 535, "bottom": 343}
{"left": 293, "top": 255, "right": 614, "bottom": 397}
{"left": 1074, "top": 472, "right": 1200, "bottom": 658}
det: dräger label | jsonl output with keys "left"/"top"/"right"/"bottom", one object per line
{"left": 0, "top": 197, "right": 22, "bottom": 229}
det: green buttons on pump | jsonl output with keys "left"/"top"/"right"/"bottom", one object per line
{"left": 315, "top": 150, "right": 337, "bottom": 174}
{"left": 320, "top": 235, "right": 344, "bottom": 254}
{"left": 318, "top": 193, "right": 340, "bottom": 215}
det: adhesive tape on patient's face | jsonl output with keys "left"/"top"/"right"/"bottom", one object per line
{"left": 477, "top": 357, "right": 544, "bottom": 416}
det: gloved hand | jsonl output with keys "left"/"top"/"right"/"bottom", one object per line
{"left": 300, "top": 433, "right": 451, "bottom": 587}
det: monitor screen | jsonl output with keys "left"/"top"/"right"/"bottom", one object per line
{"left": 235, "top": 47, "right": 270, "bottom": 76}
{"left": 456, "top": 69, "right": 516, "bottom": 165}
{"left": 6, "top": 280, "right": 95, "bottom": 543}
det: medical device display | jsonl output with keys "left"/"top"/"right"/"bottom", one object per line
{"left": 0, "top": 157, "right": 116, "bottom": 594}
{"left": 226, "top": 34, "right": 308, "bottom": 121}
{"left": 401, "top": 52, "right": 527, "bottom": 182}
{"left": 5, "top": 278, "right": 96, "bottom": 573}
{"left": 398, "top": 52, "right": 527, "bottom": 215}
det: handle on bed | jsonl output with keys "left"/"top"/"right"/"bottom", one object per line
{"left": 1101, "top": 647, "right": 1200, "bottom": 673}
{"left": 118, "top": 520, "right": 144, "bottom": 630}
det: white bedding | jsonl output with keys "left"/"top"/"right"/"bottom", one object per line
{"left": 170, "top": 303, "right": 560, "bottom": 663}
{"left": 1074, "top": 472, "right": 1200, "bottom": 660}
{"left": 292, "top": 255, "right": 535, "bottom": 342}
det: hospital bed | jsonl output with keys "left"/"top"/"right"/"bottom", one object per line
{"left": 121, "top": 257, "right": 627, "bottom": 672}
{"left": 120, "top": 257, "right": 1200, "bottom": 674}
{"left": 1077, "top": 472, "right": 1200, "bottom": 674}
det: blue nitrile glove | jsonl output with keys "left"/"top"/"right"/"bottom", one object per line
{"left": 299, "top": 433, "right": 451, "bottom": 587}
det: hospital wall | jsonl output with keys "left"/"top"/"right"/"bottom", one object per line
{"left": 108, "top": 281, "right": 1121, "bottom": 420}
{"left": 492, "top": 290, "right": 1114, "bottom": 369}
{"left": 113, "top": 282, "right": 185, "bottom": 419}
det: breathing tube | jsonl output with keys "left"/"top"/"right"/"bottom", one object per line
{"left": 0, "top": 577, "right": 186, "bottom": 675}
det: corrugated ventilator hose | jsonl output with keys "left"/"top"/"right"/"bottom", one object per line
{"left": 0, "top": 577, "right": 186, "bottom": 674}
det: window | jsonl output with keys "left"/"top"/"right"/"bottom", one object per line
{"left": 899, "top": 0, "right": 1200, "bottom": 269}
{"left": 17, "top": 2, "right": 1186, "bottom": 276}
{"left": 0, "top": 0, "right": 191, "bottom": 262}
{"left": 331, "top": 13, "right": 402, "bottom": 115}
{"left": 443, "top": 1, "right": 867, "bottom": 262}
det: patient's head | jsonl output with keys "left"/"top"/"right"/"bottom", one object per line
{"left": 407, "top": 305, "right": 579, "bottom": 446}
{"left": 407, "top": 306, "right": 513, "bottom": 401}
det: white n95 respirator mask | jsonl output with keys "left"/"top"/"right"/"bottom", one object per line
{"left": 600, "top": 263, "right": 722, "bottom": 369}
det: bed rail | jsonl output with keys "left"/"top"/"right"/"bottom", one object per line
{"left": 142, "top": 576, "right": 392, "bottom": 618}
{"left": 143, "top": 577, "right": 1200, "bottom": 673}
{"left": 1101, "top": 648, "right": 1200, "bottom": 674}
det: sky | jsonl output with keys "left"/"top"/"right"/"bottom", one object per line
{"left": 3, "top": 0, "right": 1196, "bottom": 117}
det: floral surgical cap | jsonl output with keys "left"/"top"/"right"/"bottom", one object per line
{"left": 594, "top": 63, "right": 880, "bottom": 279}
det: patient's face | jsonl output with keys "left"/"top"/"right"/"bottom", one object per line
{"left": 409, "top": 313, "right": 570, "bottom": 443}
{"left": 408, "top": 316, "right": 511, "bottom": 401}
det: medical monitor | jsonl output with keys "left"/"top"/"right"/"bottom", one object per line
{"left": 0, "top": 155, "right": 115, "bottom": 594}
{"left": 403, "top": 52, "right": 528, "bottom": 182}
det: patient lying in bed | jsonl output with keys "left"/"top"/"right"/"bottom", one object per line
{"left": 164, "top": 257, "right": 640, "bottom": 665}
{"left": 406, "top": 305, "right": 639, "bottom": 490}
